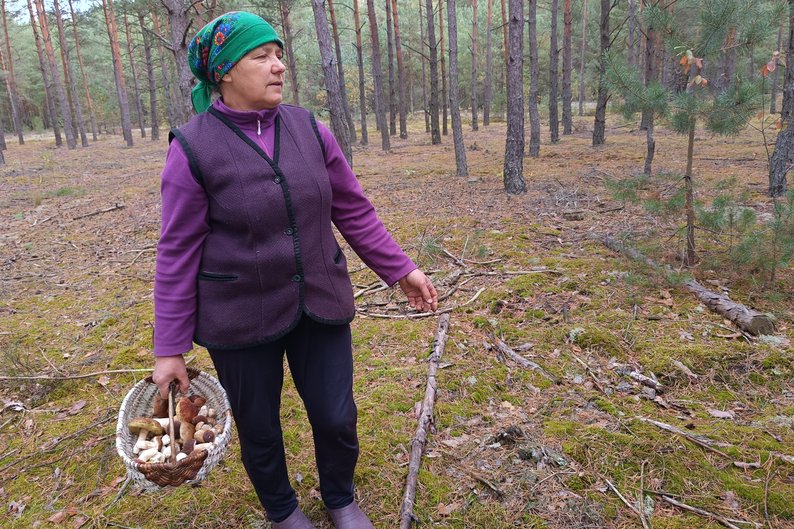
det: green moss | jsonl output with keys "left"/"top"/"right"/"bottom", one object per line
{"left": 569, "top": 326, "right": 625, "bottom": 358}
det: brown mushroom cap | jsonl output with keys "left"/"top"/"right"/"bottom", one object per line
{"left": 152, "top": 394, "right": 169, "bottom": 418}
{"left": 188, "top": 395, "right": 207, "bottom": 408}
{"left": 191, "top": 415, "right": 208, "bottom": 426}
{"left": 194, "top": 429, "right": 215, "bottom": 444}
{"left": 180, "top": 439, "right": 196, "bottom": 455}
{"left": 175, "top": 398, "right": 200, "bottom": 424}
{"left": 128, "top": 417, "right": 165, "bottom": 437}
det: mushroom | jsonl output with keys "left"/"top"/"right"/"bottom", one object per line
{"left": 194, "top": 429, "right": 215, "bottom": 444}
{"left": 207, "top": 408, "right": 216, "bottom": 419}
{"left": 128, "top": 417, "right": 164, "bottom": 453}
{"left": 191, "top": 415, "right": 208, "bottom": 426}
{"left": 162, "top": 434, "right": 171, "bottom": 446}
{"left": 179, "top": 421, "right": 195, "bottom": 443}
{"left": 198, "top": 405, "right": 208, "bottom": 417}
{"left": 134, "top": 436, "right": 163, "bottom": 455}
{"left": 188, "top": 395, "right": 207, "bottom": 408}
{"left": 176, "top": 439, "right": 196, "bottom": 462}
{"left": 193, "top": 442, "right": 214, "bottom": 452}
{"left": 137, "top": 446, "right": 160, "bottom": 463}
{"left": 152, "top": 394, "right": 169, "bottom": 418}
{"left": 176, "top": 397, "right": 200, "bottom": 424}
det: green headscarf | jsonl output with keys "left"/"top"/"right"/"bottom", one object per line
{"left": 188, "top": 11, "right": 283, "bottom": 113}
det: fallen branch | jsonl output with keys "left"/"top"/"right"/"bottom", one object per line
{"left": 658, "top": 494, "right": 746, "bottom": 529}
{"left": 605, "top": 479, "right": 646, "bottom": 527}
{"left": 568, "top": 352, "right": 607, "bottom": 393}
{"left": 612, "top": 364, "right": 665, "bottom": 393}
{"left": 72, "top": 203, "right": 125, "bottom": 221}
{"left": 361, "top": 288, "right": 484, "bottom": 319}
{"left": 635, "top": 416, "right": 732, "bottom": 458}
{"left": 601, "top": 235, "right": 775, "bottom": 336}
{"left": 490, "top": 337, "right": 558, "bottom": 384}
{"left": 399, "top": 314, "right": 451, "bottom": 529}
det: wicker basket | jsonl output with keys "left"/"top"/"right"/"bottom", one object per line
{"left": 115, "top": 368, "right": 233, "bottom": 490}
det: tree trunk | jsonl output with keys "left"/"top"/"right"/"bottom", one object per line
{"left": 68, "top": 0, "right": 98, "bottom": 141}
{"left": 483, "top": 0, "right": 493, "bottom": 126}
{"left": 367, "top": 0, "right": 390, "bottom": 150}
{"left": 327, "top": 0, "right": 357, "bottom": 143}
{"left": 684, "top": 85, "right": 698, "bottom": 266}
{"left": 425, "top": 0, "right": 441, "bottom": 144}
{"left": 720, "top": 26, "right": 737, "bottom": 92}
{"left": 138, "top": 13, "right": 159, "bottom": 140}
{"left": 279, "top": 0, "right": 301, "bottom": 106}
{"left": 1, "top": 0, "right": 23, "bottom": 144}
{"left": 353, "top": 0, "right": 368, "bottom": 144}
{"left": 391, "top": 0, "right": 408, "bottom": 138}
{"left": 123, "top": 12, "right": 146, "bottom": 139}
{"left": 628, "top": 0, "right": 636, "bottom": 67}
{"left": 163, "top": 0, "right": 193, "bottom": 123}
{"left": 35, "top": 0, "right": 76, "bottom": 149}
{"left": 578, "top": 0, "right": 588, "bottom": 116}
{"left": 641, "top": 3, "right": 658, "bottom": 175}
{"left": 438, "top": 0, "right": 448, "bottom": 135}
{"left": 548, "top": 0, "right": 559, "bottom": 142}
{"left": 152, "top": 12, "right": 179, "bottom": 130}
{"left": 561, "top": 0, "right": 572, "bottom": 134}
{"left": 470, "top": 0, "right": 479, "bottom": 131}
{"left": 419, "top": 0, "right": 430, "bottom": 132}
{"left": 312, "top": 0, "right": 353, "bottom": 166}
{"left": 592, "top": 0, "right": 610, "bottom": 146}
{"left": 447, "top": 0, "right": 468, "bottom": 176}
{"left": 101, "top": 0, "right": 133, "bottom": 146}
{"left": 503, "top": 0, "right": 524, "bottom": 194}
{"left": 26, "top": 0, "right": 61, "bottom": 146}
{"left": 771, "top": 17, "right": 784, "bottom": 114}
{"left": 528, "top": 0, "right": 540, "bottom": 157}
{"left": 385, "top": 0, "right": 397, "bottom": 136}
{"left": 769, "top": 0, "right": 794, "bottom": 197}
{"left": 54, "top": 0, "right": 88, "bottom": 147}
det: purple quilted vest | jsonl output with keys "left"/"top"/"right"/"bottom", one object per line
{"left": 170, "top": 104, "right": 355, "bottom": 349}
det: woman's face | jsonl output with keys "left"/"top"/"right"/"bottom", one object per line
{"left": 220, "top": 42, "right": 286, "bottom": 111}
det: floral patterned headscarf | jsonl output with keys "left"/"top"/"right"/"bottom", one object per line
{"left": 187, "top": 11, "right": 283, "bottom": 113}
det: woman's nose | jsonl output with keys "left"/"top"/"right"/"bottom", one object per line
{"left": 273, "top": 57, "right": 286, "bottom": 73}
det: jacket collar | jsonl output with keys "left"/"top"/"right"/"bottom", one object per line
{"left": 211, "top": 98, "right": 279, "bottom": 132}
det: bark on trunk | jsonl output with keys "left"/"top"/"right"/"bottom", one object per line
{"left": 163, "top": 0, "right": 193, "bottom": 123}
{"left": 771, "top": 18, "right": 783, "bottom": 114}
{"left": 470, "top": 0, "right": 479, "bottom": 131}
{"left": 123, "top": 11, "right": 146, "bottom": 139}
{"left": 438, "top": 0, "right": 448, "bottom": 135}
{"left": 592, "top": 0, "right": 610, "bottom": 146}
{"left": 54, "top": 0, "right": 88, "bottom": 147}
{"left": 419, "top": 0, "right": 430, "bottom": 132}
{"left": 391, "top": 0, "right": 407, "bottom": 138}
{"left": 642, "top": 2, "right": 657, "bottom": 175}
{"left": 769, "top": 0, "right": 794, "bottom": 197}
{"left": 720, "top": 27, "right": 737, "bottom": 92}
{"left": 528, "top": 0, "right": 540, "bottom": 157}
{"left": 503, "top": 0, "right": 524, "bottom": 194}
{"left": 139, "top": 13, "right": 159, "bottom": 141}
{"left": 425, "top": 0, "right": 441, "bottom": 144}
{"left": 447, "top": 0, "right": 469, "bottom": 175}
{"left": 102, "top": 0, "right": 133, "bottom": 146}
{"left": 398, "top": 314, "right": 450, "bottom": 529}
{"left": 328, "top": 0, "right": 357, "bottom": 143}
{"left": 353, "top": 0, "right": 368, "bottom": 144}
{"left": 26, "top": 0, "right": 61, "bottom": 146}
{"left": 684, "top": 85, "right": 698, "bottom": 266}
{"left": 548, "top": 0, "right": 559, "bottom": 142}
{"left": 1, "top": 0, "right": 23, "bottom": 144}
{"left": 561, "top": 0, "right": 572, "bottom": 134}
{"left": 385, "top": 0, "right": 397, "bottom": 136}
{"left": 35, "top": 0, "right": 76, "bottom": 149}
{"left": 628, "top": 0, "right": 636, "bottom": 67}
{"left": 483, "top": 0, "right": 493, "bottom": 126}
{"left": 279, "top": 0, "right": 301, "bottom": 106}
{"left": 602, "top": 236, "right": 776, "bottom": 336}
{"left": 367, "top": 0, "right": 390, "bottom": 150}
{"left": 578, "top": 0, "right": 588, "bottom": 116}
{"left": 312, "top": 0, "right": 353, "bottom": 166}
{"left": 68, "top": 0, "right": 98, "bottom": 141}
{"left": 152, "top": 12, "right": 179, "bottom": 130}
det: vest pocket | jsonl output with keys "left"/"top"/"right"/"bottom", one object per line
{"left": 197, "top": 271, "right": 239, "bottom": 282}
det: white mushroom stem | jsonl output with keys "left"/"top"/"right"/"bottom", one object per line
{"left": 175, "top": 452, "right": 188, "bottom": 462}
{"left": 193, "top": 443, "right": 214, "bottom": 452}
{"left": 153, "top": 417, "right": 170, "bottom": 428}
{"left": 138, "top": 446, "right": 159, "bottom": 462}
{"left": 162, "top": 434, "right": 170, "bottom": 446}
{"left": 162, "top": 446, "right": 172, "bottom": 459}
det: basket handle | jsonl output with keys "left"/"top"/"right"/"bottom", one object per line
{"left": 167, "top": 381, "right": 179, "bottom": 464}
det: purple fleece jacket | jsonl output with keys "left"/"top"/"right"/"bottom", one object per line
{"left": 154, "top": 99, "right": 416, "bottom": 356}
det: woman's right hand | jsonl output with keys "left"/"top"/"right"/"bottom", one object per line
{"left": 152, "top": 354, "right": 190, "bottom": 399}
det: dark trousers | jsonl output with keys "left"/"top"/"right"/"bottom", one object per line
{"left": 208, "top": 315, "right": 359, "bottom": 522}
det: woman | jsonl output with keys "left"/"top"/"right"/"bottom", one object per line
{"left": 151, "top": 11, "right": 437, "bottom": 529}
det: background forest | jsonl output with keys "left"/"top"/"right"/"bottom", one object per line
{"left": 1, "top": 0, "right": 794, "bottom": 528}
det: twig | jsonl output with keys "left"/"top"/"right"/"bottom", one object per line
{"left": 635, "top": 416, "right": 731, "bottom": 458}
{"left": 491, "top": 337, "right": 558, "bottom": 384}
{"left": 568, "top": 352, "right": 607, "bottom": 393}
{"left": 353, "top": 281, "right": 388, "bottom": 299}
{"left": 361, "top": 288, "right": 484, "bottom": 319}
{"left": 0, "top": 354, "right": 197, "bottom": 381}
{"left": 605, "top": 479, "right": 644, "bottom": 519}
{"left": 440, "top": 246, "right": 466, "bottom": 266}
{"left": 399, "top": 314, "right": 451, "bottom": 529}
{"left": 613, "top": 364, "right": 665, "bottom": 393}
{"left": 72, "top": 203, "right": 125, "bottom": 221}
{"left": 658, "top": 494, "right": 745, "bottom": 529}
{"left": 638, "top": 461, "right": 651, "bottom": 529}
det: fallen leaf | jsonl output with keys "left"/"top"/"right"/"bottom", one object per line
{"left": 68, "top": 400, "right": 87, "bottom": 415}
{"left": 48, "top": 511, "right": 68, "bottom": 524}
{"left": 437, "top": 501, "right": 461, "bottom": 516}
{"left": 71, "top": 514, "right": 88, "bottom": 528}
{"left": 97, "top": 375, "right": 111, "bottom": 387}
{"left": 708, "top": 409, "right": 736, "bottom": 420}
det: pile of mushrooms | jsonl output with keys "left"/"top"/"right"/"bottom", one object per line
{"left": 128, "top": 394, "right": 223, "bottom": 464}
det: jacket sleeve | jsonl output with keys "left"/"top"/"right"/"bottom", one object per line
{"left": 153, "top": 139, "right": 210, "bottom": 356}
{"left": 317, "top": 121, "right": 417, "bottom": 286}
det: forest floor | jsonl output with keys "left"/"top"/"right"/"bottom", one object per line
{"left": 0, "top": 111, "right": 792, "bottom": 529}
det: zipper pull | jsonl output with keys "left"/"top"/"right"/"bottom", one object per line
{"left": 257, "top": 119, "right": 261, "bottom": 136}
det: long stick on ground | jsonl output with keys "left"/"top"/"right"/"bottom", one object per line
{"left": 658, "top": 495, "right": 745, "bottom": 529}
{"left": 399, "top": 313, "right": 451, "bottom": 529}
{"left": 601, "top": 235, "right": 775, "bottom": 335}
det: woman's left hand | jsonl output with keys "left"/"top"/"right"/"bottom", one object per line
{"left": 398, "top": 269, "right": 438, "bottom": 313}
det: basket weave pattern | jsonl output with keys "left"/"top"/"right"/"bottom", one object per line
{"left": 115, "top": 368, "right": 233, "bottom": 490}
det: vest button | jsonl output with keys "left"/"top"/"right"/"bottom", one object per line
{"left": 285, "top": 228, "right": 294, "bottom": 235}
{"left": 273, "top": 176, "right": 282, "bottom": 184}
{"left": 292, "top": 274, "right": 302, "bottom": 282}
